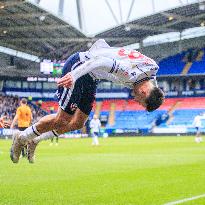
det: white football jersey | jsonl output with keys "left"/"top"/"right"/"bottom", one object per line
{"left": 90, "top": 118, "right": 101, "bottom": 133}
{"left": 71, "top": 39, "right": 159, "bottom": 88}
{"left": 193, "top": 115, "right": 205, "bottom": 127}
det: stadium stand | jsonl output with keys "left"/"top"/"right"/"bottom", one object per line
{"left": 41, "top": 101, "right": 58, "bottom": 113}
{"left": 157, "top": 97, "right": 205, "bottom": 130}
{"left": 0, "top": 52, "right": 11, "bottom": 67}
{"left": 158, "top": 48, "right": 205, "bottom": 76}
{"left": 0, "top": 94, "right": 46, "bottom": 126}
{"left": 188, "top": 49, "right": 205, "bottom": 74}
{"left": 0, "top": 51, "right": 42, "bottom": 78}
{"left": 158, "top": 52, "right": 186, "bottom": 75}
{"left": 40, "top": 97, "right": 205, "bottom": 132}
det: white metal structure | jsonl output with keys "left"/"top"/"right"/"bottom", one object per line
{"left": 29, "top": 0, "right": 200, "bottom": 35}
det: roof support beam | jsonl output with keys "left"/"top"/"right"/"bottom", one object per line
{"left": 126, "top": 12, "right": 205, "bottom": 34}
{"left": 34, "top": 0, "right": 41, "bottom": 4}
{"left": 178, "top": 0, "right": 184, "bottom": 6}
{"left": 76, "top": 0, "right": 83, "bottom": 30}
{"left": 0, "top": 24, "right": 71, "bottom": 33}
{"left": 0, "top": 45, "right": 40, "bottom": 62}
{"left": 151, "top": 0, "right": 156, "bottom": 13}
{"left": 0, "top": 37, "right": 138, "bottom": 43}
{"left": 0, "top": 42, "right": 42, "bottom": 57}
{"left": 126, "top": 24, "right": 178, "bottom": 33}
{"left": 0, "top": 12, "right": 49, "bottom": 20}
{"left": 126, "top": 0, "right": 135, "bottom": 22}
{"left": 118, "top": 0, "right": 123, "bottom": 23}
{"left": 162, "top": 12, "right": 205, "bottom": 27}
{"left": 105, "top": 0, "right": 119, "bottom": 24}
{"left": 58, "top": 0, "right": 64, "bottom": 16}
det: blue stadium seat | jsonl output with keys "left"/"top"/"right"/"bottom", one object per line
{"left": 107, "top": 110, "right": 166, "bottom": 129}
{"left": 170, "top": 109, "right": 205, "bottom": 126}
{"left": 158, "top": 53, "right": 186, "bottom": 75}
{"left": 188, "top": 61, "right": 205, "bottom": 74}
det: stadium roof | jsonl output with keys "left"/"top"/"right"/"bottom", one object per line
{"left": 0, "top": 0, "right": 86, "bottom": 59}
{"left": 96, "top": 2, "right": 205, "bottom": 46}
{"left": 0, "top": 0, "right": 205, "bottom": 60}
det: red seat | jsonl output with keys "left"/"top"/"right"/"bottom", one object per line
{"left": 41, "top": 101, "right": 58, "bottom": 113}
{"left": 177, "top": 97, "right": 205, "bottom": 109}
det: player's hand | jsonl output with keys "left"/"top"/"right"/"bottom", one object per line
{"left": 57, "top": 73, "right": 74, "bottom": 88}
{"left": 0, "top": 117, "right": 11, "bottom": 128}
{"left": 4, "top": 121, "right": 11, "bottom": 128}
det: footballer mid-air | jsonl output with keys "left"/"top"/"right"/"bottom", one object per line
{"left": 10, "top": 39, "right": 164, "bottom": 163}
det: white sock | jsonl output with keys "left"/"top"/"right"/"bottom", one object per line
{"left": 94, "top": 136, "right": 99, "bottom": 145}
{"left": 20, "top": 124, "right": 41, "bottom": 141}
{"left": 33, "top": 130, "right": 59, "bottom": 143}
{"left": 195, "top": 137, "right": 200, "bottom": 143}
{"left": 92, "top": 135, "right": 99, "bottom": 145}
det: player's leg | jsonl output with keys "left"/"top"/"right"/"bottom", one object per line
{"left": 11, "top": 108, "right": 88, "bottom": 163}
{"left": 91, "top": 132, "right": 95, "bottom": 145}
{"left": 11, "top": 102, "right": 89, "bottom": 163}
{"left": 197, "top": 127, "right": 203, "bottom": 142}
{"left": 26, "top": 108, "right": 74, "bottom": 163}
{"left": 92, "top": 132, "right": 99, "bottom": 146}
{"left": 25, "top": 75, "right": 93, "bottom": 163}
{"left": 50, "top": 137, "right": 54, "bottom": 146}
{"left": 195, "top": 127, "right": 200, "bottom": 143}
{"left": 94, "top": 132, "right": 99, "bottom": 146}
{"left": 11, "top": 106, "right": 74, "bottom": 163}
{"left": 11, "top": 55, "right": 97, "bottom": 163}
{"left": 27, "top": 108, "right": 88, "bottom": 163}
{"left": 18, "top": 127, "right": 27, "bottom": 158}
{"left": 55, "top": 136, "right": 59, "bottom": 145}
{"left": 10, "top": 113, "right": 54, "bottom": 163}
{"left": 10, "top": 53, "right": 83, "bottom": 163}
{"left": 26, "top": 80, "right": 96, "bottom": 163}
{"left": 21, "top": 147, "right": 25, "bottom": 157}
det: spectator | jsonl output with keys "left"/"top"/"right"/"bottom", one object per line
{"left": 0, "top": 94, "right": 45, "bottom": 125}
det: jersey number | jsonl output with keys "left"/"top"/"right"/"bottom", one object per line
{"left": 118, "top": 48, "right": 153, "bottom": 64}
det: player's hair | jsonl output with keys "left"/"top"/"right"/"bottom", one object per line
{"left": 21, "top": 98, "right": 27, "bottom": 104}
{"left": 145, "top": 87, "right": 164, "bottom": 112}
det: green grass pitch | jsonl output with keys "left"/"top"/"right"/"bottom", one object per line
{"left": 0, "top": 136, "right": 205, "bottom": 205}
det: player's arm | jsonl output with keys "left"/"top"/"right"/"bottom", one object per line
{"left": 199, "top": 115, "right": 205, "bottom": 120}
{"left": 57, "top": 57, "right": 114, "bottom": 88}
{"left": 0, "top": 119, "right": 3, "bottom": 128}
{"left": 10, "top": 108, "right": 20, "bottom": 129}
{"left": 0, "top": 116, "right": 10, "bottom": 128}
{"left": 10, "top": 114, "right": 18, "bottom": 129}
{"left": 192, "top": 117, "right": 197, "bottom": 126}
{"left": 0, "top": 117, "right": 7, "bottom": 128}
{"left": 89, "top": 120, "right": 94, "bottom": 133}
{"left": 98, "top": 120, "right": 101, "bottom": 128}
{"left": 90, "top": 120, "right": 94, "bottom": 128}
{"left": 30, "top": 109, "right": 33, "bottom": 124}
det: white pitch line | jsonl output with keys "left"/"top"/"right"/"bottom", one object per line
{"left": 164, "top": 194, "right": 205, "bottom": 205}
